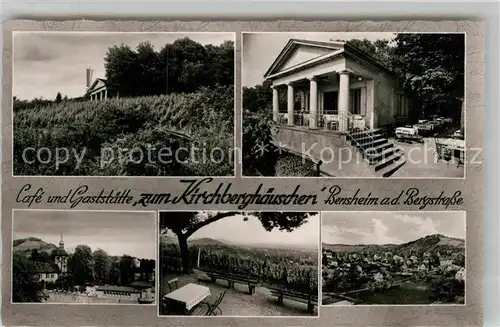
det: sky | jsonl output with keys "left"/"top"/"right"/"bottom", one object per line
{"left": 242, "top": 32, "right": 395, "bottom": 87}
{"left": 321, "top": 212, "right": 466, "bottom": 245}
{"left": 13, "top": 210, "right": 156, "bottom": 259}
{"left": 190, "top": 212, "right": 320, "bottom": 249}
{"left": 13, "top": 32, "right": 234, "bottom": 100}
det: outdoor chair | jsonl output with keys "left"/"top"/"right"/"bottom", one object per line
{"left": 434, "top": 136, "right": 451, "bottom": 163}
{"left": 167, "top": 278, "right": 179, "bottom": 292}
{"left": 201, "top": 289, "right": 227, "bottom": 316}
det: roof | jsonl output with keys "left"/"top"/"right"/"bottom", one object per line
{"left": 264, "top": 38, "right": 392, "bottom": 79}
{"left": 129, "top": 281, "right": 153, "bottom": 289}
{"left": 34, "top": 262, "right": 61, "bottom": 274}
{"left": 54, "top": 248, "right": 69, "bottom": 257}
{"left": 95, "top": 285, "right": 140, "bottom": 293}
{"left": 87, "top": 78, "right": 108, "bottom": 92}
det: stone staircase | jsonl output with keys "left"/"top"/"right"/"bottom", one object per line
{"left": 347, "top": 129, "right": 406, "bottom": 177}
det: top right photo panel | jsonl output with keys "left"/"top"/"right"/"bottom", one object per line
{"left": 242, "top": 32, "right": 465, "bottom": 178}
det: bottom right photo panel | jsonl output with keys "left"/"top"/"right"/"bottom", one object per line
{"left": 321, "top": 211, "right": 466, "bottom": 306}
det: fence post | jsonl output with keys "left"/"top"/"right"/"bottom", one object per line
{"left": 197, "top": 248, "right": 201, "bottom": 269}
{"left": 316, "top": 160, "right": 323, "bottom": 176}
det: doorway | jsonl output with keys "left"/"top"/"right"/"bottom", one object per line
{"left": 323, "top": 91, "right": 338, "bottom": 114}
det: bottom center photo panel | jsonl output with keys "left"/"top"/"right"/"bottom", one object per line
{"left": 157, "top": 211, "right": 320, "bottom": 317}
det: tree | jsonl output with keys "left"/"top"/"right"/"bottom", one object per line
{"left": 93, "top": 249, "right": 111, "bottom": 283}
{"left": 119, "top": 255, "right": 137, "bottom": 285}
{"left": 31, "top": 249, "right": 51, "bottom": 263}
{"left": 392, "top": 33, "right": 465, "bottom": 120}
{"left": 12, "top": 252, "right": 44, "bottom": 302}
{"left": 68, "top": 245, "right": 94, "bottom": 285}
{"left": 104, "top": 44, "right": 139, "bottom": 97}
{"left": 159, "top": 211, "right": 314, "bottom": 273}
{"left": 55, "top": 92, "right": 62, "bottom": 103}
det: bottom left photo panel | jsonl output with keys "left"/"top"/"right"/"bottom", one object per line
{"left": 11, "top": 210, "right": 157, "bottom": 305}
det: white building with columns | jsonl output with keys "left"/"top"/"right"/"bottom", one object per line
{"left": 87, "top": 78, "right": 115, "bottom": 100}
{"left": 265, "top": 39, "right": 413, "bottom": 133}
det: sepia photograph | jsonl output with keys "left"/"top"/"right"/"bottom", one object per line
{"left": 13, "top": 32, "right": 235, "bottom": 176}
{"left": 242, "top": 32, "right": 465, "bottom": 178}
{"left": 158, "top": 211, "right": 319, "bottom": 317}
{"left": 12, "top": 210, "right": 156, "bottom": 304}
{"left": 321, "top": 211, "right": 466, "bottom": 306}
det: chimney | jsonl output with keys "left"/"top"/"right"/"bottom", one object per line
{"left": 86, "top": 67, "right": 94, "bottom": 89}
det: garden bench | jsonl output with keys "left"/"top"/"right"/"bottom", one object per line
{"left": 206, "top": 271, "right": 258, "bottom": 295}
{"left": 269, "top": 288, "right": 318, "bottom": 314}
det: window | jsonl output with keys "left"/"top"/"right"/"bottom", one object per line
{"left": 396, "top": 94, "right": 407, "bottom": 116}
{"left": 350, "top": 89, "right": 362, "bottom": 115}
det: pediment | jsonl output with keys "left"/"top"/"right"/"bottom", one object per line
{"left": 265, "top": 39, "right": 345, "bottom": 78}
{"left": 88, "top": 78, "right": 107, "bottom": 92}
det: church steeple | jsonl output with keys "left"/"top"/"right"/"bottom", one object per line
{"left": 59, "top": 233, "right": 64, "bottom": 249}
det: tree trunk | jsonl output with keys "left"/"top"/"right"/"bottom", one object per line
{"left": 177, "top": 234, "right": 191, "bottom": 274}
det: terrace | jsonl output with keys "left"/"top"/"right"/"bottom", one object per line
{"left": 160, "top": 270, "right": 318, "bottom": 316}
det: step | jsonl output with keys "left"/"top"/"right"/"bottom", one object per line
{"left": 349, "top": 129, "right": 382, "bottom": 138}
{"left": 367, "top": 142, "right": 393, "bottom": 154}
{"left": 353, "top": 137, "right": 387, "bottom": 149}
{"left": 377, "top": 156, "right": 406, "bottom": 177}
{"left": 374, "top": 151, "right": 405, "bottom": 172}
{"left": 351, "top": 133, "right": 385, "bottom": 144}
{"left": 367, "top": 147, "right": 400, "bottom": 164}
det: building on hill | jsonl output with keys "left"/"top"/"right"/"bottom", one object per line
{"left": 85, "top": 68, "right": 117, "bottom": 100}
{"left": 455, "top": 267, "right": 466, "bottom": 281}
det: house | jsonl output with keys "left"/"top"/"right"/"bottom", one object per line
{"left": 373, "top": 272, "right": 384, "bottom": 282}
{"left": 34, "top": 234, "right": 68, "bottom": 284}
{"left": 35, "top": 262, "right": 61, "bottom": 283}
{"left": 455, "top": 267, "right": 466, "bottom": 281}
{"left": 265, "top": 38, "right": 414, "bottom": 176}
{"left": 440, "top": 259, "right": 454, "bottom": 268}
{"left": 85, "top": 68, "right": 117, "bottom": 100}
{"left": 95, "top": 285, "right": 142, "bottom": 300}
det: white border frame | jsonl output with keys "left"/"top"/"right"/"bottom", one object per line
{"left": 10, "top": 208, "right": 158, "bottom": 306}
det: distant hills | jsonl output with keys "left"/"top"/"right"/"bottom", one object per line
{"left": 13, "top": 237, "right": 57, "bottom": 254}
{"left": 323, "top": 234, "right": 465, "bottom": 255}
{"left": 159, "top": 235, "right": 317, "bottom": 251}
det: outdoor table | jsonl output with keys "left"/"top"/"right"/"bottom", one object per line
{"left": 436, "top": 138, "right": 465, "bottom": 161}
{"left": 163, "top": 283, "right": 211, "bottom": 312}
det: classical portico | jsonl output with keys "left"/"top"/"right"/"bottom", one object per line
{"left": 264, "top": 38, "right": 411, "bottom": 177}
{"left": 265, "top": 39, "right": 409, "bottom": 133}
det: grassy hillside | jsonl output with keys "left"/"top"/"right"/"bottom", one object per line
{"left": 13, "top": 237, "right": 57, "bottom": 254}
{"left": 14, "top": 85, "right": 234, "bottom": 176}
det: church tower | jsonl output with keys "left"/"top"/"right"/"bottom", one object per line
{"left": 54, "top": 233, "right": 69, "bottom": 274}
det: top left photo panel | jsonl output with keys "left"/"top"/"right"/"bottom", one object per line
{"left": 12, "top": 32, "right": 235, "bottom": 177}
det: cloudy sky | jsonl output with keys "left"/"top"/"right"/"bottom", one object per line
{"left": 191, "top": 212, "right": 320, "bottom": 248}
{"left": 13, "top": 210, "right": 156, "bottom": 259}
{"left": 242, "top": 32, "right": 395, "bottom": 87}
{"left": 321, "top": 212, "right": 465, "bottom": 245}
{"left": 13, "top": 32, "right": 234, "bottom": 100}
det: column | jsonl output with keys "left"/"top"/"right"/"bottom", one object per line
{"left": 287, "top": 83, "right": 295, "bottom": 126}
{"left": 309, "top": 77, "right": 318, "bottom": 129}
{"left": 299, "top": 90, "right": 305, "bottom": 110}
{"left": 104, "top": 89, "right": 108, "bottom": 99}
{"left": 338, "top": 71, "right": 350, "bottom": 132}
{"left": 272, "top": 86, "right": 279, "bottom": 122}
